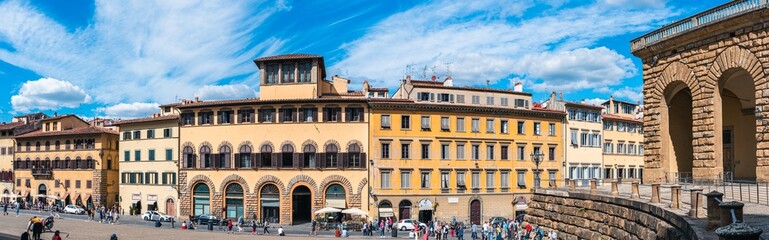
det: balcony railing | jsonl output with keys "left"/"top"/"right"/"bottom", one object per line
{"left": 31, "top": 168, "right": 52, "bottom": 176}
{"left": 631, "top": 0, "right": 767, "bottom": 52}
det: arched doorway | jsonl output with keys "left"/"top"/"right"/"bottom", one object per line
{"left": 417, "top": 199, "right": 433, "bottom": 223}
{"left": 37, "top": 184, "right": 47, "bottom": 204}
{"left": 378, "top": 200, "right": 394, "bottom": 221}
{"left": 398, "top": 200, "right": 412, "bottom": 220}
{"left": 717, "top": 69, "right": 757, "bottom": 180}
{"left": 324, "top": 184, "right": 346, "bottom": 208}
{"left": 192, "top": 183, "right": 210, "bottom": 216}
{"left": 260, "top": 184, "right": 280, "bottom": 223}
{"left": 662, "top": 81, "right": 693, "bottom": 182}
{"left": 470, "top": 199, "right": 481, "bottom": 225}
{"left": 225, "top": 183, "right": 244, "bottom": 219}
{"left": 291, "top": 186, "right": 312, "bottom": 224}
{"left": 2, "top": 189, "right": 9, "bottom": 204}
{"left": 165, "top": 199, "right": 176, "bottom": 217}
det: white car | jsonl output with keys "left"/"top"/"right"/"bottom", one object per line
{"left": 63, "top": 205, "right": 85, "bottom": 215}
{"left": 141, "top": 211, "right": 173, "bottom": 222}
{"left": 397, "top": 219, "right": 427, "bottom": 231}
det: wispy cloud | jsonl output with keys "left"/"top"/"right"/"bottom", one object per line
{"left": 332, "top": 0, "right": 673, "bottom": 93}
{"left": 96, "top": 102, "right": 159, "bottom": 119}
{"left": 0, "top": 0, "right": 287, "bottom": 110}
{"left": 11, "top": 77, "right": 92, "bottom": 112}
{"left": 195, "top": 84, "right": 257, "bottom": 101}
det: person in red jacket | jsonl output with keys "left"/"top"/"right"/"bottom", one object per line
{"left": 227, "top": 219, "right": 234, "bottom": 234}
{"left": 51, "top": 230, "right": 62, "bottom": 240}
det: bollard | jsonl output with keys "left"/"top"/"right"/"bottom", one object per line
{"left": 590, "top": 179, "right": 598, "bottom": 194}
{"left": 569, "top": 179, "right": 576, "bottom": 191}
{"left": 670, "top": 185, "right": 682, "bottom": 209}
{"left": 651, "top": 184, "right": 661, "bottom": 203}
{"left": 705, "top": 191, "right": 724, "bottom": 230}
{"left": 688, "top": 188, "right": 703, "bottom": 218}
{"left": 631, "top": 181, "right": 640, "bottom": 199}
{"left": 610, "top": 180, "right": 619, "bottom": 196}
{"left": 718, "top": 201, "right": 744, "bottom": 227}
{"left": 715, "top": 222, "right": 763, "bottom": 240}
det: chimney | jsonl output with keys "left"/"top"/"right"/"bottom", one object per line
{"left": 443, "top": 76, "right": 453, "bottom": 87}
{"left": 431, "top": 75, "right": 437, "bottom": 81}
{"left": 550, "top": 92, "right": 556, "bottom": 102}
{"left": 513, "top": 82, "right": 523, "bottom": 92}
{"left": 54, "top": 112, "right": 58, "bottom": 117}
{"left": 194, "top": 96, "right": 200, "bottom": 102}
{"left": 559, "top": 92, "right": 563, "bottom": 101}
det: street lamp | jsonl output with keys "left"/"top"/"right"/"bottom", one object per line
{"left": 530, "top": 151, "right": 545, "bottom": 190}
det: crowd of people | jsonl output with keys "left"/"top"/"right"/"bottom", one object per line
{"left": 351, "top": 217, "right": 558, "bottom": 240}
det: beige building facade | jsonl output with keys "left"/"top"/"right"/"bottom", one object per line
{"left": 13, "top": 115, "right": 120, "bottom": 208}
{"left": 116, "top": 113, "right": 180, "bottom": 217}
{"left": 178, "top": 54, "right": 370, "bottom": 225}
{"left": 601, "top": 98, "right": 644, "bottom": 181}
{"left": 632, "top": 0, "right": 769, "bottom": 182}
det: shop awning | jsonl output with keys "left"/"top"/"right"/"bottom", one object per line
{"left": 326, "top": 199, "right": 346, "bottom": 209}
{"left": 82, "top": 194, "right": 91, "bottom": 202}
{"left": 378, "top": 208, "right": 394, "bottom": 217}
{"left": 71, "top": 193, "right": 80, "bottom": 201}
{"left": 61, "top": 193, "right": 70, "bottom": 200}
{"left": 514, "top": 203, "right": 528, "bottom": 211}
{"left": 261, "top": 200, "right": 279, "bottom": 207}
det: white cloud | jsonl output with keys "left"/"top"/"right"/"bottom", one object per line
{"left": 583, "top": 98, "right": 607, "bottom": 106}
{"left": 331, "top": 0, "right": 672, "bottom": 92}
{"left": 0, "top": 0, "right": 287, "bottom": 105}
{"left": 601, "top": 0, "right": 666, "bottom": 8}
{"left": 95, "top": 102, "right": 160, "bottom": 119}
{"left": 519, "top": 47, "right": 635, "bottom": 92}
{"left": 11, "top": 77, "right": 92, "bottom": 112}
{"left": 611, "top": 86, "right": 643, "bottom": 103}
{"left": 195, "top": 84, "right": 257, "bottom": 101}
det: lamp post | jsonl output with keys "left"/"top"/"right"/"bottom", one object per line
{"left": 530, "top": 151, "right": 545, "bottom": 190}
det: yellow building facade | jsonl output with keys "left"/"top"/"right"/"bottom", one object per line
{"left": 13, "top": 115, "right": 120, "bottom": 208}
{"left": 0, "top": 122, "right": 23, "bottom": 203}
{"left": 116, "top": 113, "right": 180, "bottom": 217}
{"left": 601, "top": 98, "right": 644, "bottom": 181}
{"left": 369, "top": 79, "right": 565, "bottom": 225}
{"left": 177, "top": 54, "right": 370, "bottom": 225}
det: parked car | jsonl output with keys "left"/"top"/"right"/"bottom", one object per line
{"left": 490, "top": 216, "right": 507, "bottom": 226}
{"left": 193, "top": 214, "right": 220, "bottom": 225}
{"left": 396, "top": 219, "right": 427, "bottom": 231}
{"left": 141, "top": 211, "right": 174, "bottom": 222}
{"left": 63, "top": 205, "right": 85, "bottom": 215}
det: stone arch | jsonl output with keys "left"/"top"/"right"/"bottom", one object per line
{"left": 237, "top": 141, "right": 253, "bottom": 152}
{"left": 356, "top": 178, "right": 368, "bottom": 195}
{"left": 286, "top": 174, "right": 318, "bottom": 195}
{"left": 345, "top": 140, "right": 365, "bottom": 152}
{"left": 259, "top": 141, "right": 275, "bottom": 152}
{"left": 300, "top": 140, "right": 318, "bottom": 153}
{"left": 199, "top": 142, "right": 213, "bottom": 152}
{"left": 188, "top": 174, "right": 216, "bottom": 193}
{"left": 220, "top": 174, "right": 251, "bottom": 194}
{"left": 280, "top": 141, "right": 296, "bottom": 151}
{"left": 705, "top": 46, "right": 765, "bottom": 89}
{"left": 323, "top": 140, "right": 341, "bottom": 151}
{"left": 319, "top": 175, "right": 354, "bottom": 198}
{"left": 217, "top": 141, "right": 233, "bottom": 152}
{"left": 649, "top": 61, "right": 701, "bottom": 104}
{"left": 254, "top": 175, "right": 286, "bottom": 194}
{"left": 182, "top": 142, "right": 196, "bottom": 154}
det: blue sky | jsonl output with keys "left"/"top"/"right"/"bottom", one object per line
{"left": 0, "top": 0, "right": 724, "bottom": 121}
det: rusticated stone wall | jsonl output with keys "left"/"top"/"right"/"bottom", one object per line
{"left": 525, "top": 189, "right": 698, "bottom": 240}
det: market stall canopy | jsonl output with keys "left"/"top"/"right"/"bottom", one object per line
{"left": 378, "top": 208, "right": 394, "bottom": 217}
{"left": 314, "top": 207, "right": 342, "bottom": 215}
{"left": 341, "top": 208, "right": 368, "bottom": 216}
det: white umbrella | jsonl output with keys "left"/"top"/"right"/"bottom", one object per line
{"left": 47, "top": 195, "right": 60, "bottom": 200}
{"left": 341, "top": 208, "right": 369, "bottom": 216}
{"left": 314, "top": 207, "right": 342, "bottom": 215}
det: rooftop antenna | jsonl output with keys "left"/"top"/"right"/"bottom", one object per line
{"left": 420, "top": 65, "right": 428, "bottom": 79}
{"left": 486, "top": 79, "right": 490, "bottom": 87}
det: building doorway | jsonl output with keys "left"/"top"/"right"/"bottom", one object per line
{"left": 165, "top": 199, "right": 176, "bottom": 217}
{"left": 662, "top": 81, "right": 693, "bottom": 181}
{"left": 291, "top": 186, "right": 312, "bottom": 224}
{"left": 37, "top": 184, "right": 47, "bottom": 204}
{"left": 417, "top": 199, "right": 433, "bottom": 223}
{"left": 260, "top": 184, "right": 280, "bottom": 223}
{"left": 225, "top": 183, "right": 244, "bottom": 219}
{"left": 398, "top": 200, "right": 412, "bottom": 220}
{"left": 470, "top": 199, "right": 481, "bottom": 225}
{"left": 192, "top": 183, "right": 210, "bottom": 216}
{"left": 718, "top": 68, "right": 757, "bottom": 180}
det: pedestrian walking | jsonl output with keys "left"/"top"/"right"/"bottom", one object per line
{"left": 252, "top": 220, "right": 257, "bottom": 235}
{"left": 3, "top": 202, "right": 8, "bottom": 216}
{"left": 263, "top": 220, "right": 270, "bottom": 234}
{"left": 227, "top": 219, "right": 233, "bottom": 234}
{"left": 15, "top": 202, "right": 20, "bottom": 217}
{"left": 471, "top": 223, "right": 478, "bottom": 240}
{"left": 311, "top": 219, "right": 317, "bottom": 236}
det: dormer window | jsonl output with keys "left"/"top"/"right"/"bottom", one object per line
{"left": 299, "top": 62, "right": 312, "bottom": 82}
{"left": 266, "top": 64, "right": 279, "bottom": 84}
{"left": 417, "top": 92, "right": 431, "bottom": 101}
{"left": 282, "top": 63, "right": 295, "bottom": 83}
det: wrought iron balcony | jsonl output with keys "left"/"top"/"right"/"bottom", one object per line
{"left": 31, "top": 168, "right": 52, "bottom": 177}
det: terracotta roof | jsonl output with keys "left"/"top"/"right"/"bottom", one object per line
{"left": 17, "top": 126, "right": 118, "bottom": 138}
{"left": 369, "top": 101, "right": 566, "bottom": 119}
{"left": 159, "top": 102, "right": 181, "bottom": 107}
{"left": 324, "top": 91, "right": 365, "bottom": 96}
{"left": 369, "top": 88, "right": 389, "bottom": 92}
{"left": 602, "top": 114, "right": 643, "bottom": 123}
{"left": 176, "top": 97, "right": 371, "bottom": 109}
{"left": 254, "top": 54, "right": 323, "bottom": 62}
{"left": 411, "top": 82, "right": 532, "bottom": 96}
{"left": 0, "top": 122, "right": 24, "bottom": 131}
{"left": 42, "top": 114, "right": 78, "bottom": 122}
{"left": 410, "top": 80, "right": 444, "bottom": 85}
{"left": 564, "top": 101, "right": 604, "bottom": 110}
{"left": 114, "top": 115, "right": 179, "bottom": 125}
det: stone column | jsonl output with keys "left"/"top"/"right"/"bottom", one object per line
{"left": 569, "top": 179, "right": 576, "bottom": 191}
{"left": 590, "top": 179, "right": 597, "bottom": 194}
{"left": 631, "top": 182, "right": 640, "bottom": 199}
{"left": 650, "top": 184, "right": 661, "bottom": 203}
{"left": 688, "top": 188, "right": 703, "bottom": 218}
{"left": 670, "top": 185, "right": 681, "bottom": 209}
{"left": 705, "top": 191, "right": 724, "bottom": 230}
{"left": 718, "top": 201, "right": 745, "bottom": 227}
{"left": 610, "top": 180, "right": 619, "bottom": 196}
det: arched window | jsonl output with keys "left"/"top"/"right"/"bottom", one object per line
{"left": 225, "top": 183, "right": 244, "bottom": 218}
{"left": 200, "top": 146, "right": 212, "bottom": 168}
{"left": 183, "top": 146, "right": 196, "bottom": 168}
{"left": 238, "top": 145, "right": 252, "bottom": 168}
{"left": 324, "top": 184, "right": 346, "bottom": 209}
{"left": 193, "top": 183, "right": 210, "bottom": 216}
{"left": 35, "top": 141, "right": 40, "bottom": 151}
{"left": 281, "top": 144, "right": 294, "bottom": 168}
{"left": 34, "top": 158, "right": 40, "bottom": 168}
{"left": 349, "top": 144, "right": 362, "bottom": 168}
{"left": 17, "top": 142, "right": 21, "bottom": 152}
{"left": 325, "top": 144, "right": 338, "bottom": 168}
{"left": 75, "top": 157, "right": 83, "bottom": 169}
{"left": 260, "top": 184, "right": 280, "bottom": 222}
{"left": 65, "top": 140, "right": 71, "bottom": 150}
{"left": 218, "top": 145, "right": 231, "bottom": 169}
{"left": 303, "top": 144, "right": 316, "bottom": 168}
{"left": 54, "top": 157, "right": 61, "bottom": 169}
{"left": 44, "top": 158, "right": 51, "bottom": 169}
{"left": 64, "top": 157, "right": 71, "bottom": 169}
{"left": 260, "top": 145, "right": 273, "bottom": 167}
{"left": 45, "top": 141, "right": 50, "bottom": 151}
{"left": 55, "top": 141, "right": 60, "bottom": 150}
{"left": 25, "top": 142, "right": 30, "bottom": 151}
{"left": 86, "top": 157, "right": 94, "bottom": 169}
